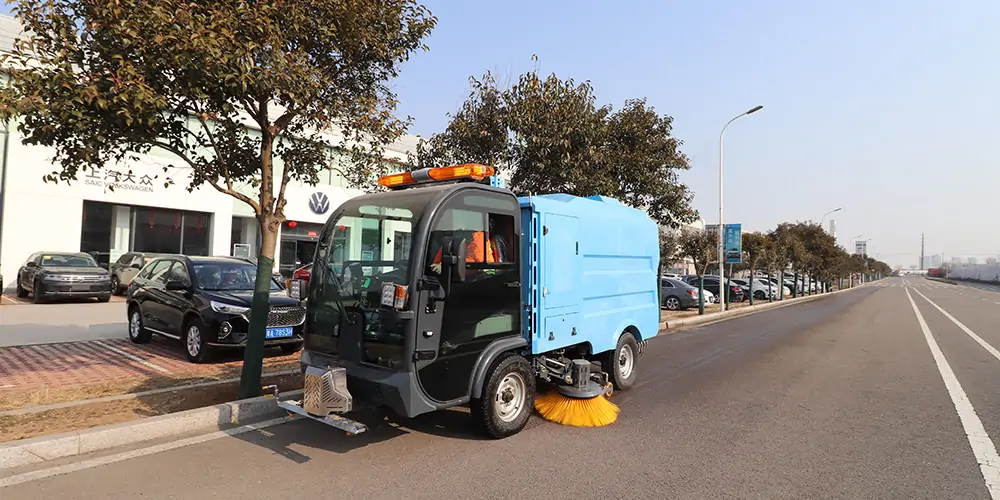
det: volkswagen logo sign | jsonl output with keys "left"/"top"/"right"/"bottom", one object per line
{"left": 308, "top": 192, "right": 330, "bottom": 215}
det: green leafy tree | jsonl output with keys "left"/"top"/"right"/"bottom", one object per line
{"left": 680, "top": 229, "right": 718, "bottom": 276}
{"left": 410, "top": 67, "right": 697, "bottom": 228}
{"left": 1, "top": 0, "right": 436, "bottom": 396}
{"left": 741, "top": 231, "right": 770, "bottom": 302}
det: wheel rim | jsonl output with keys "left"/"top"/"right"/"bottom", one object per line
{"left": 129, "top": 311, "right": 141, "bottom": 339}
{"left": 666, "top": 297, "right": 680, "bottom": 310}
{"left": 186, "top": 325, "right": 201, "bottom": 356}
{"left": 495, "top": 372, "right": 527, "bottom": 423}
{"left": 618, "top": 343, "right": 635, "bottom": 379}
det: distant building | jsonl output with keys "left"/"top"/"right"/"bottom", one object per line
{"left": 952, "top": 256, "right": 963, "bottom": 264}
{"left": 931, "top": 254, "right": 942, "bottom": 267}
{"left": 968, "top": 257, "right": 978, "bottom": 265}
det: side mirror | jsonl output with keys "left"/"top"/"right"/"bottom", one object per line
{"left": 131, "top": 263, "right": 142, "bottom": 269}
{"left": 165, "top": 280, "right": 188, "bottom": 291}
{"left": 25, "top": 261, "right": 36, "bottom": 268}
{"left": 287, "top": 278, "right": 306, "bottom": 300}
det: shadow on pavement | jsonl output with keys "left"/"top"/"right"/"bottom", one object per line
{"left": 230, "top": 405, "right": 487, "bottom": 463}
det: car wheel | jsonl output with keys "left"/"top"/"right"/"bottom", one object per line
{"left": 128, "top": 306, "right": 152, "bottom": 343}
{"left": 110, "top": 276, "right": 120, "bottom": 296}
{"left": 15, "top": 279, "right": 27, "bottom": 298}
{"left": 663, "top": 296, "right": 682, "bottom": 310}
{"left": 32, "top": 280, "right": 45, "bottom": 304}
{"left": 602, "top": 330, "right": 639, "bottom": 391}
{"left": 754, "top": 290, "right": 766, "bottom": 300}
{"left": 470, "top": 353, "right": 535, "bottom": 439}
{"left": 182, "top": 318, "right": 212, "bottom": 363}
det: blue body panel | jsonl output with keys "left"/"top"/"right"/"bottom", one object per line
{"left": 518, "top": 193, "right": 660, "bottom": 356}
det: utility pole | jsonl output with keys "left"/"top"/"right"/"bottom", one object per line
{"left": 920, "top": 233, "right": 925, "bottom": 270}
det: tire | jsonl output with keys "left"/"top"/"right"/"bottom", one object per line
{"left": 754, "top": 290, "right": 766, "bottom": 300}
{"left": 110, "top": 276, "right": 120, "bottom": 296}
{"left": 128, "top": 305, "right": 152, "bottom": 344}
{"left": 15, "top": 279, "right": 27, "bottom": 298}
{"left": 32, "top": 280, "right": 45, "bottom": 304}
{"left": 603, "top": 331, "right": 639, "bottom": 391}
{"left": 663, "top": 295, "right": 682, "bottom": 311}
{"left": 280, "top": 343, "right": 302, "bottom": 355}
{"left": 470, "top": 353, "right": 535, "bottom": 439}
{"left": 182, "top": 317, "right": 212, "bottom": 363}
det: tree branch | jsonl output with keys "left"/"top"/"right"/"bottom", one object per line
{"left": 150, "top": 139, "right": 260, "bottom": 213}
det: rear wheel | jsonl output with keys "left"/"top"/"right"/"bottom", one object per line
{"left": 754, "top": 290, "right": 766, "bottom": 300}
{"left": 471, "top": 353, "right": 535, "bottom": 439}
{"left": 603, "top": 331, "right": 639, "bottom": 391}
{"left": 663, "top": 295, "right": 682, "bottom": 310}
{"left": 110, "top": 276, "right": 121, "bottom": 295}
{"left": 128, "top": 306, "right": 152, "bottom": 344}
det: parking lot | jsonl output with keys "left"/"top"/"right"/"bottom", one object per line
{"left": 0, "top": 298, "right": 297, "bottom": 393}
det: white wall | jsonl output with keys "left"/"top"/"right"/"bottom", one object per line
{"left": 0, "top": 135, "right": 233, "bottom": 291}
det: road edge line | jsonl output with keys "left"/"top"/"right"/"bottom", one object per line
{"left": 912, "top": 288, "right": 1000, "bottom": 364}
{"left": 0, "top": 390, "right": 302, "bottom": 470}
{"left": 905, "top": 287, "right": 1000, "bottom": 498}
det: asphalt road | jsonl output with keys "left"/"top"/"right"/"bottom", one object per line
{"left": 5, "top": 277, "right": 1000, "bottom": 499}
{"left": 0, "top": 302, "right": 127, "bottom": 347}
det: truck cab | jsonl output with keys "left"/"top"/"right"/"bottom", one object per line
{"left": 279, "top": 163, "right": 659, "bottom": 439}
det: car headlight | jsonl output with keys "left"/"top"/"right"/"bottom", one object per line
{"left": 211, "top": 301, "right": 250, "bottom": 315}
{"left": 42, "top": 274, "right": 63, "bottom": 281}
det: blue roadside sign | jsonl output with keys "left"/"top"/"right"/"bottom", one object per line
{"left": 725, "top": 223, "right": 742, "bottom": 263}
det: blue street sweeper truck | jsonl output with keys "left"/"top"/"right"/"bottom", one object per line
{"left": 274, "top": 163, "right": 660, "bottom": 438}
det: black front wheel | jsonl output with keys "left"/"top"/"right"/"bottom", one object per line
{"left": 15, "top": 279, "right": 27, "bottom": 298}
{"left": 110, "top": 276, "right": 121, "bottom": 295}
{"left": 32, "top": 281, "right": 45, "bottom": 304}
{"left": 602, "top": 331, "right": 639, "bottom": 391}
{"left": 182, "top": 318, "right": 212, "bottom": 363}
{"left": 470, "top": 353, "right": 536, "bottom": 439}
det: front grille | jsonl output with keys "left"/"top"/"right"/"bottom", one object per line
{"left": 48, "top": 275, "right": 107, "bottom": 282}
{"left": 267, "top": 306, "right": 306, "bottom": 328}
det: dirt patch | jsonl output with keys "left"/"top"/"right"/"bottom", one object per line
{"left": 0, "top": 373, "right": 303, "bottom": 443}
{"left": 0, "top": 358, "right": 300, "bottom": 412}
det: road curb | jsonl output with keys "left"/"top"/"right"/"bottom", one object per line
{"left": 658, "top": 283, "right": 870, "bottom": 332}
{"left": 926, "top": 277, "right": 958, "bottom": 285}
{"left": 0, "top": 390, "right": 302, "bottom": 470}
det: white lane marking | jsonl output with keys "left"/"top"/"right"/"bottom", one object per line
{"left": 0, "top": 416, "right": 293, "bottom": 488}
{"left": 91, "top": 340, "right": 171, "bottom": 374}
{"left": 994, "top": 302, "right": 1000, "bottom": 305}
{"left": 905, "top": 288, "right": 1000, "bottom": 498}
{"left": 913, "top": 288, "right": 1000, "bottom": 364}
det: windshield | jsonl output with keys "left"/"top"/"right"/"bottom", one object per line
{"left": 307, "top": 188, "right": 432, "bottom": 367}
{"left": 193, "top": 262, "right": 280, "bottom": 291}
{"left": 41, "top": 254, "right": 97, "bottom": 267}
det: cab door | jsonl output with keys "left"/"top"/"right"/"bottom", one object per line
{"left": 414, "top": 189, "right": 522, "bottom": 404}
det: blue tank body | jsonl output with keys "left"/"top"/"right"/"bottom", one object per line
{"left": 518, "top": 193, "right": 660, "bottom": 356}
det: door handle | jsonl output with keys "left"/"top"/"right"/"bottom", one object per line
{"left": 505, "top": 281, "right": 521, "bottom": 288}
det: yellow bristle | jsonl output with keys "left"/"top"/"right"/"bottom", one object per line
{"left": 533, "top": 391, "right": 620, "bottom": 427}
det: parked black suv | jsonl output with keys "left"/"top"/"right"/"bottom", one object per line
{"left": 15, "top": 251, "right": 113, "bottom": 303}
{"left": 125, "top": 255, "right": 304, "bottom": 362}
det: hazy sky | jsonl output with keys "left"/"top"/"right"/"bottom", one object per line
{"left": 3, "top": 1, "right": 996, "bottom": 267}
{"left": 386, "top": 0, "right": 999, "bottom": 267}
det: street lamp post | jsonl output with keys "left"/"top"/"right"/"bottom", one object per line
{"left": 820, "top": 207, "right": 842, "bottom": 233}
{"left": 718, "top": 105, "right": 763, "bottom": 311}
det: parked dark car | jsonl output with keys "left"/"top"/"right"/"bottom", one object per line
{"left": 15, "top": 251, "right": 113, "bottom": 303}
{"left": 125, "top": 255, "right": 304, "bottom": 363}
{"left": 682, "top": 275, "right": 744, "bottom": 303}
{"left": 660, "top": 278, "right": 702, "bottom": 310}
{"left": 108, "top": 252, "right": 165, "bottom": 295}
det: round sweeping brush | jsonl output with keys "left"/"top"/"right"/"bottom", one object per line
{"left": 534, "top": 390, "right": 620, "bottom": 427}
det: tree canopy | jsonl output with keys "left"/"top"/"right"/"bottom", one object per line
{"left": 410, "top": 66, "right": 697, "bottom": 228}
{"left": 0, "top": 0, "right": 437, "bottom": 395}
{"left": 679, "top": 229, "right": 717, "bottom": 276}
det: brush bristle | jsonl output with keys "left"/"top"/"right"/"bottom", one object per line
{"left": 533, "top": 391, "right": 620, "bottom": 427}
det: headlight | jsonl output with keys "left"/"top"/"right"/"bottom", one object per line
{"left": 42, "top": 274, "right": 63, "bottom": 281}
{"left": 211, "top": 301, "right": 250, "bottom": 315}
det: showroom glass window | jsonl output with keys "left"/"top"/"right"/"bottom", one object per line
{"left": 133, "top": 207, "right": 212, "bottom": 255}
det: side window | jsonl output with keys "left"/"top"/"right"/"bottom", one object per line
{"left": 486, "top": 213, "right": 516, "bottom": 265}
{"left": 426, "top": 207, "right": 487, "bottom": 275}
{"left": 26, "top": 252, "right": 40, "bottom": 265}
{"left": 661, "top": 279, "right": 674, "bottom": 288}
{"left": 168, "top": 262, "right": 191, "bottom": 286}
{"left": 116, "top": 253, "right": 134, "bottom": 265}
{"left": 147, "top": 260, "right": 172, "bottom": 284}
{"left": 130, "top": 255, "right": 145, "bottom": 268}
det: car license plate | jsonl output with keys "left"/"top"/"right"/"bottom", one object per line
{"left": 265, "top": 327, "right": 293, "bottom": 339}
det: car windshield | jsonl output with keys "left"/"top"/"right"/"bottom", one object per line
{"left": 40, "top": 254, "right": 97, "bottom": 267}
{"left": 193, "top": 262, "right": 280, "bottom": 291}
